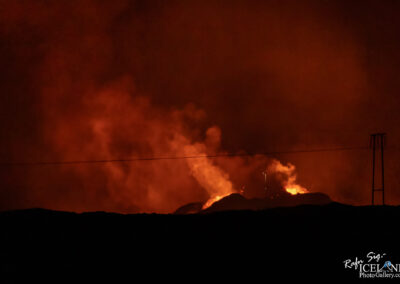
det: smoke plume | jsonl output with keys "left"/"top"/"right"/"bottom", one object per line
{"left": 1, "top": 0, "right": 400, "bottom": 212}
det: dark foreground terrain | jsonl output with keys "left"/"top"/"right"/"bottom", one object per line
{"left": 1, "top": 203, "right": 400, "bottom": 282}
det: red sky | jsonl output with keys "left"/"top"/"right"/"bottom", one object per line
{"left": 0, "top": 0, "right": 399, "bottom": 212}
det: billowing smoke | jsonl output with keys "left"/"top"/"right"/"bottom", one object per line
{"left": 40, "top": 75, "right": 242, "bottom": 213}
{"left": 1, "top": 0, "right": 400, "bottom": 212}
{"left": 37, "top": 75, "right": 302, "bottom": 212}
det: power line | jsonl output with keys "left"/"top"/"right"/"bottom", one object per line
{"left": 0, "top": 145, "right": 370, "bottom": 167}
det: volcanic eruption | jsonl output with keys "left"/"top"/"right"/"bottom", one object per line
{"left": 3, "top": 0, "right": 400, "bottom": 213}
{"left": 174, "top": 155, "right": 322, "bottom": 214}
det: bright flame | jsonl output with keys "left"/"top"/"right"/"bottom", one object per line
{"left": 183, "top": 143, "right": 236, "bottom": 209}
{"left": 285, "top": 185, "right": 308, "bottom": 195}
{"left": 202, "top": 195, "right": 224, "bottom": 209}
{"left": 268, "top": 160, "right": 309, "bottom": 195}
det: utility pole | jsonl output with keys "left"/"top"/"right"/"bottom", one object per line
{"left": 370, "top": 133, "right": 386, "bottom": 205}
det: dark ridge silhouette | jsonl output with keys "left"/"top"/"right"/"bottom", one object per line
{"left": 174, "top": 192, "right": 332, "bottom": 214}
{"left": 204, "top": 192, "right": 332, "bottom": 213}
{"left": 173, "top": 202, "right": 204, "bottom": 214}
{"left": 1, "top": 204, "right": 400, "bottom": 281}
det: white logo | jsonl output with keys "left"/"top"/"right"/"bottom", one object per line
{"left": 344, "top": 252, "right": 400, "bottom": 279}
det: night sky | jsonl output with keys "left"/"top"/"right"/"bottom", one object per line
{"left": 1, "top": 0, "right": 399, "bottom": 213}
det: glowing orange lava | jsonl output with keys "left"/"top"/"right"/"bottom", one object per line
{"left": 268, "top": 160, "right": 309, "bottom": 196}
{"left": 202, "top": 195, "right": 226, "bottom": 209}
{"left": 285, "top": 185, "right": 308, "bottom": 195}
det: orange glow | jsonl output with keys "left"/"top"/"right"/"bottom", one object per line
{"left": 268, "top": 160, "right": 309, "bottom": 196}
{"left": 183, "top": 142, "right": 236, "bottom": 210}
{"left": 202, "top": 195, "right": 225, "bottom": 209}
{"left": 0, "top": 0, "right": 383, "bottom": 213}
{"left": 285, "top": 185, "right": 308, "bottom": 195}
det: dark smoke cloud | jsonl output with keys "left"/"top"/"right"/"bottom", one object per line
{"left": 1, "top": 0, "right": 400, "bottom": 212}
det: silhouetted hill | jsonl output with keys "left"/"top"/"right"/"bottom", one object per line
{"left": 173, "top": 202, "right": 204, "bottom": 214}
{"left": 174, "top": 192, "right": 332, "bottom": 214}
{"left": 204, "top": 192, "right": 332, "bottom": 213}
{"left": 1, "top": 204, "right": 400, "bottom": 282}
